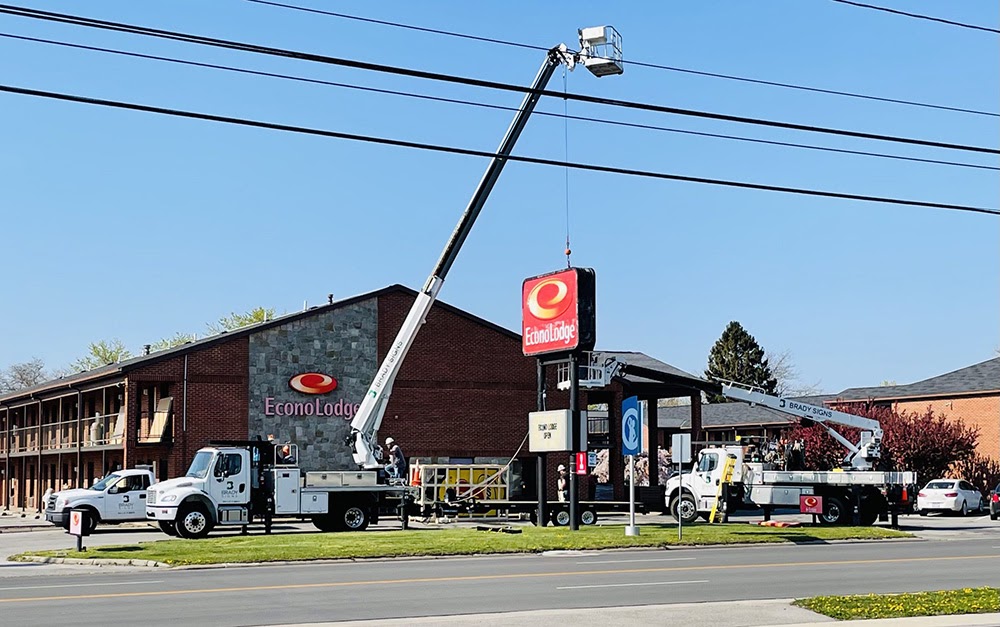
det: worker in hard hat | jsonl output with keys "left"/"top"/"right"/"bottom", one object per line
{"left": 557, "top": 464, "right": 569, "bottom": 502}
{"left": 385, "top": 437, "right": 408, "bottom": 484}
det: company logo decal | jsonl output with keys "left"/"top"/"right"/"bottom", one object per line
{"left": 526, "top": 278, "right": 572, "bottom": 320}
{"left": 288, "top": 372, "right": 338, "bottom": 395}
{"left": 803, "top": 496, "right": 818, "bottom": 508}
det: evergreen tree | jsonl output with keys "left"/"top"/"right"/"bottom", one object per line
{"left": 704, "top": 321, "right": 778, "bottom": 402}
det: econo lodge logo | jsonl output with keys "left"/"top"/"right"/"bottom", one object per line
{"left": 288, "top": 372, "right": 338, "bottom": 395}
{"left": 525, "top": 278, "right": 573, "bottom": 321}
{"left": 522, "top": 269, "right": 581, "bottom": 356}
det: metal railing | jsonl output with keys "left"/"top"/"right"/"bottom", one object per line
{"left": 3, "top": 413, "right": 124, "bottom": 453}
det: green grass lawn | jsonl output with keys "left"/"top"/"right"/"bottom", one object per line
{"left": 13, "top": 523, "right": 909, "bottom": 566}
{"left": 795, "top": 587, "right": 1000, "bottom": 620}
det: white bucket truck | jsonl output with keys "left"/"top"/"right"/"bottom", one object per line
{"left": 146, "top": 440, "right": 411, "bottom": 538}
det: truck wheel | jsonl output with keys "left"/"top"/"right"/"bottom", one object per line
{"left": 669, "top": 493, "right": 698, "bottom": 524}
{"left": 338, "top": 505, "right": 370, "bottom": 531}
{"left": 819, "top": 497, "right": 847, "bottom": 525}
{"left": 580, "top": 509, "right": 598, "bottom": 526}
{"left": 312, "top": 514, "right": 338, "bottom": 532}
{"left": 79, "top": 509, "right": 99, "bottom": 535}
{"left": 177, "top": 505, "right": 213, "bottom": 539}
{"left": 158, "top": 521, "right": 179, "bottom": 537}
{"left": 551, "top": 509, "right": 571, "bottom": 527}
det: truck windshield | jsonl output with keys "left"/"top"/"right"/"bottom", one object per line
{"left": 186, "top": 452, "right": 214, "bottom": 479}
{"left": 90, "top": 473, "right": 121, "bottom": 491}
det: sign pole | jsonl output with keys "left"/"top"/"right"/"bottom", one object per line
{"left": 677, "top": 459, "right": 682, "bottom": 541}
{"left": 626, "top": 454, "right": 638, "bottom": 536}
{"left": 622, "top": 396, "right": 640, "bottom": 536}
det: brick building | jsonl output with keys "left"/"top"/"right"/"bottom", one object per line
{"left": 0, "top": 285, "right": 546, "bottom": 512}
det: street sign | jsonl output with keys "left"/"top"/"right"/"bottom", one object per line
{"left": 671, "top": 433, "right": 691, "bottom": 464}
{"left": 575, "top": 452, "right": 588, "bottom": 475}
{"left": 587, "top": 451, "right": 598, "bottom": 467}
{"left": 69, "top": 509, "right": 83, "bottom": 536}
{"left": 621, "top": 396, "right": 641, "bottom": 456}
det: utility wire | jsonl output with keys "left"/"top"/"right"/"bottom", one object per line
{"left": 1, "top": 83, "right": 996, "bottom": 217}
{"left": 246, "top": 0, "right": 999, "bottom": 118}
{"left": 3, "top": 31, "right": 994, "bottom": 172}
{"left": 831, "top": 0, "right": 1000, "bottom": 34}
{"left": 1, "top": 4, "right": 996, "bottom": 156}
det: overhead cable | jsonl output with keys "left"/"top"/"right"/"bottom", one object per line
{"left": 1, "top": 83, "right": 996, "bottom": 217}
{"left": 0, "top": 4, "right": 996, "bottom": 156}
{"left": 245, "top": 0, "right": 999, "bottom": 117}
{"left": 3, "top": 31, "right": 993, "bottom": 172}
{"left": 831, "top": 0, "right": 1000, "bottom": 34}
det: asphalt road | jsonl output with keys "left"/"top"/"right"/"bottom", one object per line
{"left": 0, "top": 516, "right": 997, "bottom": 626}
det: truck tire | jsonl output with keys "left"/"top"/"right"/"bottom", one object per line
{"left": 818, "top": 496, "right": 848, "bottom": 525}
{"left": 551, "top": 508, "right": 571, "bottom": 527}
{"left": 312, "top": 514, "right": 338, "bottom": 532}
{"left": 669, "top": 493, "right": 698, "bottom": 524}
{"left": 580, "top": 509, "right": 598, "bottom": 526}
{"left": 337, "top": 504, "right": 370, "bottom": 531}
{"left": 158, "top": 521, "right": 179, "bottom": 537}
{"left": 177, "top": 504, "right": 213, "bottom": 539}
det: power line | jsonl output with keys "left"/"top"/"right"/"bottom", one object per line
{"left": 246, "top": 0, "right": 999, "bottom": 118}
{"left": 1, "top": 83, "right": 996, "bottom": 217}
{"left": 4, "top": 31, "right": 993, "bottom": 172}
{"left": 831, "top": 0, "right": 1000, "bottom": 34}
{"left": 1, "top": 4, "right": 996, "bottom": 156}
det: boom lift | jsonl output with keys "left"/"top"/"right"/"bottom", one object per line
{"left": 567, "top": 353, "right": 915, "bottom": 525}
{"left": 348, "top": 27, "right": 624, "bottom": 469}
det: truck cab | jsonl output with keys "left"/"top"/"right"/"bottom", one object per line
{"left": 45, "top": 468, "right": 155, "bottom": 533}
{"left": 147, "top": 446, "right": 258, "bottom": 538}
{"left": 663, "top": 446, "right": 743, "bottom": 523}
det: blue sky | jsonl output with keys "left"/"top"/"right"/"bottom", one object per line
{"left": 1, "top": 1, "right": 997, "bottom": 393}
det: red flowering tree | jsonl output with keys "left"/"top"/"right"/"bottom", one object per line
{"left": 784, "top": 405, "right": 978, "bottom": 485}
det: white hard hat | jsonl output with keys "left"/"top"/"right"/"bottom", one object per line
{"left": 557, "top": 464, "right": 566, "bottom": 471}
{"left": 385, "top": 437, "right": 394, "bottom": 445}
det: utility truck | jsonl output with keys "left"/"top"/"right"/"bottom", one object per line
{"left": 146, "top": 440, "right": 411, "bottom": 538}
{"left": 45, "top": 466, "right": 155, "bottom": 534}
{"left": 575, "top": 355, "right": 918, "bottom": 526}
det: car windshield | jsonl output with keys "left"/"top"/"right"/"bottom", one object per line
{"left": 925, "top": 481, "right": 955, "bottom": 490}
{"left": 186, "top": 451, "right": 214, "bottom": 479}
{"left": 90, "top": 473, "right": 121, "bottom": 491}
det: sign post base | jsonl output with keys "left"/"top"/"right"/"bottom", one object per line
{"left": 625, "top": 525, "right": 640, "bottom": 536}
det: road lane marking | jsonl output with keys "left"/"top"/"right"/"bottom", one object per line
{"left": 0, "top": 581, "right": 164, "bottom": 591}
{"left": 0, "top": 554, "right": 993, "bottom": 604}
{"left": 558, "top": 579, "right": 707, "bottom": 590}
{"left": 576, "top": 558, "right": 696, "bottom": 564}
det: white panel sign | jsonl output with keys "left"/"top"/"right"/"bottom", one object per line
{"left": 671, "top": 433, "right": 692, "bottom": 464}
{"left": 69, "top": 509, "right": 83, "bottom": 536}
{"left": 528, "top": 410, "right": 572, "bottom": 452}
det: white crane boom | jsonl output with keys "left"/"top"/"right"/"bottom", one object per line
{"left": 719, "top": 381, "right": 883, "bottom": 470}
{"left": 348, "top": 30, "right": 623, "bottom": 469}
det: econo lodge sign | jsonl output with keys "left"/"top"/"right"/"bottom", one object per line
{"left": 521, "top": 267, "right": 596, "bottom": 357}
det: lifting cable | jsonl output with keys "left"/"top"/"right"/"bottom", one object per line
{"left": 563, "top": 66, "right": 572, "bottom": 268}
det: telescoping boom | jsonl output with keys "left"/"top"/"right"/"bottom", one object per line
{"left": 348, "top": 28, "right": 624, "bottom": 469}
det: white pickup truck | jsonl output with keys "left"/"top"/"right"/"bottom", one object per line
{"left": 45, "top": 467, "right": 155, "bottom": 533}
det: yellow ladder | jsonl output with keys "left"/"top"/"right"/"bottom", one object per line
{"left": 708, "top": 454, "right": 737, "bottom": 523}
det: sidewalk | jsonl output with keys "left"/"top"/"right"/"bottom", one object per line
{"left": 0, "top": 509, "right": 51, "bottom": 532}
{"left": 281, "top": 600, "right": 1000, "bottom": 626}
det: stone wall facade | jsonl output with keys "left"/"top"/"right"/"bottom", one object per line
{"left": 249, "top": 299, "right": 378, "bottom": 470}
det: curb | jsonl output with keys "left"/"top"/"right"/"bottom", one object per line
{"left": 14, "top": 555, "right": 169, "bottom": 568}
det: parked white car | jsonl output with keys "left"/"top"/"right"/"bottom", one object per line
{"left": 917, "top": 479, "right": 984, "bottom": 516}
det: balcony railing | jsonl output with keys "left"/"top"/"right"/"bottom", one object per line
{"left": 4, "top": 412, "right": 125, "bottom": 454}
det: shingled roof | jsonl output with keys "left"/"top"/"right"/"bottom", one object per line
{"left": 833, "top": 357, "right": 1000, "bottom": 402}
